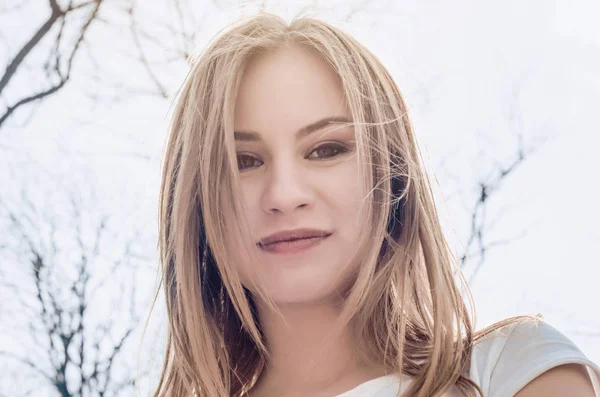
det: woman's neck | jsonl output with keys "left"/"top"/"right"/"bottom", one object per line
{"left": 247, "top": 299, "right": 387, "bottom": 397}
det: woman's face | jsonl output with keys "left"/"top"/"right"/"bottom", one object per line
{"left": 232, "top": 44, "right": 367, "bottom": 305}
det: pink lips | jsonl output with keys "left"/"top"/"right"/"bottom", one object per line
{"left": 258, "top": 228, "right": 332, "bottom": 255}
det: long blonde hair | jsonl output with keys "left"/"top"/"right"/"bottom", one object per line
{"left": 149, "top": 12, "right": 537, "bottom": 397}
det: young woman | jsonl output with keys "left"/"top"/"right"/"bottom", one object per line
{"left": 151, "top": 12, "right": 600, "bottom": 397}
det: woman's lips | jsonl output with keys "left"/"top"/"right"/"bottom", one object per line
{"left": 259, "top": 235, "right": 330, "bottom": 254}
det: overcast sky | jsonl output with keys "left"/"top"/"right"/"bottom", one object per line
{"left": 1, "top": 0, "right": 599, "bottom": 395}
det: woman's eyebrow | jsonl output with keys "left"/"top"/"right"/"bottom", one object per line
{"left": 234, "top": 116, "right": 353, "bottom": 142}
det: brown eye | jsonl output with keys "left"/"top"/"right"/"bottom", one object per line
{"left": 307, "top": 143, "right": 348, "bottom": 160}
{"left": 236, "top": 154, "right": 262, "bottom": 171}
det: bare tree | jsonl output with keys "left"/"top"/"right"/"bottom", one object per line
{"left": 0, "top": 0, "right": 214, "bottom": 131}
{"left": 0, "top": 0, "right": 106, "bottom": 129}
{"left": 0, "top": 170, "right": 151, "bottom": 396}
{"left": 449, "top": 70, "right": 553, "bottom": 284}
{"left": 457, "top": 137, "right": 540, "bottom": 283}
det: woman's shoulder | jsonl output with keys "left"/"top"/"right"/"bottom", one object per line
{"left": 336, "top": 319, "right": 600, "bottom": 397}
{"left": 469, "top": 318, "right": 600, "bottom": 397}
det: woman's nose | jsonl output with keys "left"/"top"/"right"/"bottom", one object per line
{"left": 261, "top": 161, "right": 313, "bottom": 215}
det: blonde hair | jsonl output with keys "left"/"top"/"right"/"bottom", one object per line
{"left": 148, "top": 12, "right": 538, "bottom": 397}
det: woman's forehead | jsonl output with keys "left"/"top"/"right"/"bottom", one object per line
{"left": 233, "top": 44, "right": 349, "bottom": 134}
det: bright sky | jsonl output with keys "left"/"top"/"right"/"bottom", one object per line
{"left": 1, "top": 0, "right": 599, "bottom": 394}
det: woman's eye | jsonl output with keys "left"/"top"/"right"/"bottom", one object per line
{"left": 236, "top": 143, "right": 348, "bottom": 172}
{"left": 307, "top": 143, "right": 348, "bottom": 160}
{"left": 236, "top": 154, "right": 262, "bottom": 171}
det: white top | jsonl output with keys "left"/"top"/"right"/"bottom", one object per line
{"left": 335, "top": 320, "right": 600, "bottom": 397}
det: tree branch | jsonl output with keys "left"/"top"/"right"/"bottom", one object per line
{"left": 0, "top": 2, "right": 63, "bottom": 95}
{"left": 0, "top": 0, "right": 104, "bottom": 129}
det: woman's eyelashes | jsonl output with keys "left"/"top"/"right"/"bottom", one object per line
{"left": 236, "top": 153, "right": 262, "bottom": 171}
{"left": 306, "top": 142, "right": 349, "bottom": 160}
{"left": 236, "top": 142, "right": 351, "bottom": 172}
